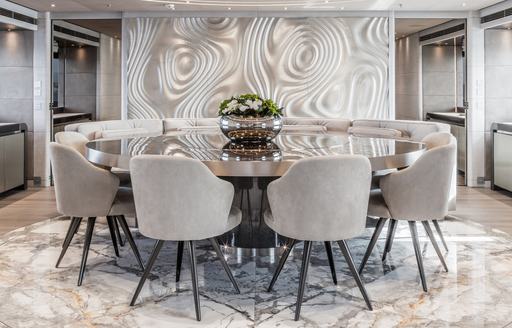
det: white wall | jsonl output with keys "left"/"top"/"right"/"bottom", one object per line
{"left": 97, "top": 34, "right": 121, "bottom": 121}
{"left": 484, "top": 28, "right": 512, "bottom": 179}
{"left": 395, "top": 33, "right": 421, "bottom": 120}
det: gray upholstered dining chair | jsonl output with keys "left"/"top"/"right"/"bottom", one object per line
{"left": 50, "top": 142, "right": 144, "bottom": 286}
{"left": 264, "top": 155, "right": 373, "bottom": 321}
{"left": 129, "top": 155, "right": 242, "bottom": 321}
{"left": 359, "top": 132, "right": 456, "bottom": 292}
{"left": 55, "top": 131, "right": 89, "bottom": 155}
{"left": 54, "top": 131, "right": 127, "bottom": 246}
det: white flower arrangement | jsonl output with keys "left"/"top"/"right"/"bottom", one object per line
{"left": 218, "top": 94, "right": 282, "bottom": 117}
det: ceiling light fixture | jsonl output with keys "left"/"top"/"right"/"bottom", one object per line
{"left": 228, "top": 7, "right": 231, "bottom": 10}
{"left": 165, "top": 3, "right": 175, "bottom": 9}
{"left": 50, "top": 3, "right": 55, "bottom": 7}
{"left": 284, "top": 6, "right": 287, "bottom": 10}
{"left": 462, "top": 2, "right": 466, "bottom": 7}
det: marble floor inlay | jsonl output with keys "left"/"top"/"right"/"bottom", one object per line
{"left": 1, "top": 217, "right": 512, "bottom": 327}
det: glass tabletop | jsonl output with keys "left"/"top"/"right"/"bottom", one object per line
{"left": 86, "top": 131, "right": 426, "bottom": 176}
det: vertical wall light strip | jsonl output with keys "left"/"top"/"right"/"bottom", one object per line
{"left": 388, "top": 10, "right": 395, "bottom": 119}
{"left": 121, "top": 13, "right": 128, "bottom": 120}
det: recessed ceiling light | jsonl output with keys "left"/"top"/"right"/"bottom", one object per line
{"left": 186, "top": 0, "right": 190, "bottom": 3}
{"left": 284, "top": 6, "right": 287, "bottom": 10}
{"left": 339, "top": 6, "right": 344, "bottom": 10}
{"left": 165, "top": 3, "right": 175, "bottom": 9}
{"left": 462, "top": 2, "right": 466, "bottom": 6}
{"left": 228, "top": 7, "right": 231, "bottom": 10}
{"left": 325, "top": 0, "right": 329, "bottom": 3}
{"left": 50, "top": 3, "right": 55, "bottom": 7}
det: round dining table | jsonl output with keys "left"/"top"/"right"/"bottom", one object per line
{"left": 86, "top": 130, "right": 426, "bottom": 249}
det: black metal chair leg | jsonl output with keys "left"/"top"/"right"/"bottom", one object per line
{"left": 268, "top": 239, "right": 297, "bottom": 292}
{"left": 295, "top": 240, "right": 312, "bottom": 321}
{"left": 338, "top": 240, "right": 373, "bottom": 311}
{"left": 359, "top": 218, "right": 387, "bottom": 274}
{"left": 176, "top": 241, "right": 184, "bottom": 282}
{"left": 130, "top": 240, "right": 164, "bottom": 306}
{"left": 209, "top": 238, "right": 240, "bottom": 293}
{"left": 71, "top": 217, "right": 82, "bottom": 235}
{"left": 78, "top": 217, "right": 96, "bottom": 286}
{"left": 432, "top": 220, "right": 449, "bottom": 252}
{"left": 409, "top": 221, "right": 428, "bottom": 292}
{"left": 56, "top": 217, "right": 82, "bottom": 268}
{"left": 382, "top": 219, "right": 397, "bottom": 261}
{"left": 422, "top": 221, "right": 449, "bottom": 272}
{"left": 106, "top": 216, "right": 120, "bottom": 257}
{"left": 117, "top": 216, "right": 145, "bottom": 271}
{"left": 114, "top": 216, "right": 124, "bottom": 247}
{"left": 324, "top": 241, "right": 337, "bottom": 285}
{"left": 188, "top": 241, "right": 201, "bottom": 321}
{"left": 61, "top": 217, "right": 77, "bottom": 248}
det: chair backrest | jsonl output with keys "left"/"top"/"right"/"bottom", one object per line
{"left": 49, "top": 142, "right": 119, "bottom": 217}
{"left": 55, "top": 131, "right": 89, "bottom": 156}
{"left": 380, "top": 134, "right": 456, "bottom": 220}
{"left": 422, "top": 132, "right": 454, "bottom": 149}
{"left": 266, "top": 155, "right": 372, "bottom": 241}
{"left": 130, "top": 155, "right": 235, "bottom": 241}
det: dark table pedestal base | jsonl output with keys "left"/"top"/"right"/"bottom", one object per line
{"left": 219, "top": 177, "right": 287, "bottom": 249}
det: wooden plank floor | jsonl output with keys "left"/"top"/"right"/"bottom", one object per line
{"left": 1, "top": 185, "right": 512, "bottom": 236}
{"left": 0, "top": 187, "right": 59, "bottom": 236}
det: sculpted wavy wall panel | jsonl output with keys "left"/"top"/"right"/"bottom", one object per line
{"left": 126, "top": 17, "right": 388, "bottom": 119}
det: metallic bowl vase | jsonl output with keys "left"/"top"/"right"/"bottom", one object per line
{"left": 219, "top": 115, "right": 282, "bottom": 143}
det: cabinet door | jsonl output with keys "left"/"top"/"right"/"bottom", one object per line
{"left": 3, "top": 133, "right": 24, "bottom": 191}
{"left": 494, "top": 132, "right": 512, "bottom": 192}
{"left": 0, "top": 137, "right": 5, "bottom": 192}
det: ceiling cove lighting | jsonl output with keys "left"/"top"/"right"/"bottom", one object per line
{"left": 143, "top": 0, "right": 358, "bottom": 8}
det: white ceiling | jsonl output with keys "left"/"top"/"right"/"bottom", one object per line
{"left": 9, "top": 0, "right": 504, "bottom": 12}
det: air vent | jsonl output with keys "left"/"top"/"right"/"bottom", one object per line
{"left": 53, "top": 25, "right": 100, "bottom": 43}
{"left": 52, "top": 21, "right": 100, "bottom": 47}
{"left": 419, "top": 24, "right": 465, "bottom": 42}
{"left": 481, "top": 8, "right": 512, "bottom": 24}
{"left": 0, "top": 7, "right": 36, "bottom": 25}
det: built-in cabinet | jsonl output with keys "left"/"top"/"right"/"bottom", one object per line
{"left": 0, "top": 133, "right": 25, "bottom": 193}
{"left": 450, "top": 124, "right": 466, "bottom": 173}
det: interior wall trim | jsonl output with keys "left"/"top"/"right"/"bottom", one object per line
{"left": 122, "top": 10, "right": 391, "bottom": 18}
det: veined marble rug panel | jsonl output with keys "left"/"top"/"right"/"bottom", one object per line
{"left": 0, "top": 218, "right": 511, "bottom": 327}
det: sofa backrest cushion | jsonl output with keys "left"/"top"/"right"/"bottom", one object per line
{"left": 351, "top": 119, "right": 449, "bottom": 141}
{"left": 282, "top": 117, "right": 351, "bottom": 133}
{"left": 348, "top": 126, "right": 405, "bottom": 139}
{"left": 72, "top": 119, "right": 163, "bottom": 140}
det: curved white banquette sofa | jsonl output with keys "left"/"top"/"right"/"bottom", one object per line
{"left": 65, "top": 117, "right": 449, "bottom": 142}
{"left": 65, "top": 117, "right": 454, "bottom": 210}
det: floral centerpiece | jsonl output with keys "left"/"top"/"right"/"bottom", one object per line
{"left": 218, "top": 94, "right": 283, "bottom": 143}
